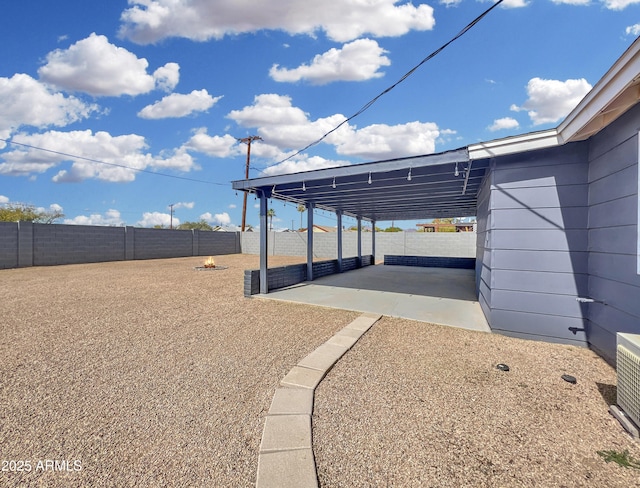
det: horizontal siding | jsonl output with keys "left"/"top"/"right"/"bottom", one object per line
{"left": 491, "top": 289, "right": 584, "bottom": 319}
{"left": 491, "top": 184, "right": 588, "bottom": 209}
{"left": 491, "top": 207, "right": 587, "bottom": 230}
{"left": 492, "top": 249, "right": 588, "bottom": 274}
{"left": 492, "top": 229, "right": 588, "bottom": 252}
{"left": 484, "top": 143, "right": 589, "bottom": 346}
{"left": 492, "top": 269, "right": 587, "bottom": 295}
{"left": 586, "top": 102, "right": 640, "bottom": 364}
{"left": 491, "top": 309, "right": 587, "bottom": 343}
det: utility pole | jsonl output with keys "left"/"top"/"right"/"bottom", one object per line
{"left": 238, "top": 135, "right": 262, "bottom": 232}
{"left": 169, "top": 203, "right": 175, "bottom": 229}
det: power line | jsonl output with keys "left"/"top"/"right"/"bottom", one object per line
{"left": 259, "top": 0, "right": 505, "bottom": 172}
{"left": 0, "top": 138, "right": 229, "bottom": 186}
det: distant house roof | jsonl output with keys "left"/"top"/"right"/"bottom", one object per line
{"left": 233, "top": 37, "right": 640, "bottom": 222}
{"left": 301, "top": 225, "right": 337, "bottom": 232}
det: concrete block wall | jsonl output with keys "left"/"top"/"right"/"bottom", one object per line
{"left": 244, "top": 255, "right": 374, "bottom": 296}
{"left": 0, "top": 223, "right": 240, "bottom": 268}
{"left": 384, "top": 255, "right": 475, "bottom": 269}
{"left": 0, "top": 222, "right": 19, "bottom": 268}
{"left": 33, "top": 223, "right": 125, "bottom": 266}
{"left": 240, "top": 231, "right": 475, "bottom": 260}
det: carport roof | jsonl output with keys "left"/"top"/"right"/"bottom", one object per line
{"left": 232, "top": 148, "right": 488, "bottom": 221}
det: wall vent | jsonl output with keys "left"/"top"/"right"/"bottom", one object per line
{"left": 617, "top": 333, "right": 640, "bottom": 430}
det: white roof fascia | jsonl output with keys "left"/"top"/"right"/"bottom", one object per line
{"left": 558, "top": 37, "right": 640, "bottom": 143}
{"left": 467, "top": 129, "right": 559, "bottom": 160}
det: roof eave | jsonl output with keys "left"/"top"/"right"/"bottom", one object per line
{"left": 558, "top": 37, "right": 640, "bottom": 143}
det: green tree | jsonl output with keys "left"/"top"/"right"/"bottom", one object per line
{"left": 297, "top": 204, "right": 305, "bottom": 230}
{"left": 0, "top": 203, "right": 64, "bottom": 223}
{"left": 176, "top": 220, "right": 213, "bottom": 231}
{"left": 267, "top": 208, "right": 276, "bottom": 231}
{"left": 384, "top": 226, "right": 403, "bottom": 232}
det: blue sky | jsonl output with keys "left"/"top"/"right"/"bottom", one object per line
{"left": 0, "top": 0, "right": 638, "bottom": 230}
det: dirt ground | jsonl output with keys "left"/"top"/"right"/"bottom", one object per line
{"left": 1, "top": 254, "right": 639, "bottom": 487}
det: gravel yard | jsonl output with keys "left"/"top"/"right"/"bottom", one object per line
{"left": 314, "top": 316, "right": 640, "bottom": 488}
{"left": 2, "top": 255, "right": 640, "bottom": 487}
{"left": 0, "top": 255, "right": 358, "bottom": 487}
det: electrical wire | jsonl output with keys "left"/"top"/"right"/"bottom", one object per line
{"left": 259, "top": 0, "right": 505, "bottom": 172}
{"left": 0, "top": 138, "right": 229, "bottom": 186}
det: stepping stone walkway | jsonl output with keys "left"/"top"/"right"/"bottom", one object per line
{"left": 256, "top": 313, "right": 381, "bottom": 488}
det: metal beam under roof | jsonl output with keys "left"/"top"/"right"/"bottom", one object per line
{"left": 232, "top": 148, "right": 488, "bottom": 221}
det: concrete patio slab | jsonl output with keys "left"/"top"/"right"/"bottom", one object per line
{"left": 259, "top": 266, "right": 490, "bottom": 333}
{"left": 269, "top": 388, "right": 314, "bottom": 416}
{"left": 298, "top": 342, "right": 349, "bottom": 372}
{"left": 260, "top": 414, "right": 312, "bottom": 453}
{"left": 280, "top": 366, "right": 326, "bottom": 389}
{"left": 256, "top": 449, "right": 318, "bottom": 488}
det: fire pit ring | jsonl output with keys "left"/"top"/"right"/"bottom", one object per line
{"left": 194, "top": 266, "right": 228, "bottom": 271}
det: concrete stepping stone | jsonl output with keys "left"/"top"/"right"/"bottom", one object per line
{"left": 256, "top": 449, "right": 318, "bottom": 488}
{"left": 269, "top": 388, "right": 314, "bottom": 416}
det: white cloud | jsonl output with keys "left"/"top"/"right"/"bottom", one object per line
{"left": 0, "top": 195, "right": 9, "bottom": 204}
{"left": 138, "top": 90, "right": 221, "bottom": 119}
{"left": 38, "top": 33, "right": 178, "bottom": 96}
{"left": 0, "top": 129, "right": 199, "bottom": 181}
{"left": 550, "top": 0, "right": 589, "bottom": 4}
{"left": 626, "top": 23, "right": 640, "bottom": 36}
{"left": 172, "top": 201, "right": 194, "bottom": 209}
{"left": 228, "top": 204, "right": 237, "bottom": 209}
{"left": 262, "top": 155, "right": 350, "bottom": 176}
{"left": 153, "top": 62, "right": 180, "bottom": 92}
{"left": 227, "top": 94, "right": 446, "bottom": 163}
{"left": 119, "top": 0, "right": 435, "bottom": 44}
{"left": 511, "top": 77, "right": 592, "bottom": 125}
{"left": 200, "top": 211, "right": 231, "bottom": 225}
{"left": 334, "top": 121, "right": 442, "bottom": 160}
{"left": 501, "top": 0, "right": 530, "bottom": 6}
{"left": 64, "top": 209, "right": 124, "bottom": 226}
{"left": 228, "top": 94, "right": 349, "bottom": 149}
{"left": 184, "top": 128, "right": 239, "bottom": 157}
{"left": 488, "top": 117, "right": 520, "bottom": 132}
{"left": 440, "top": 0, "right": 463, "bottom": 6}
{"left": 137, "top": 211, "right": 177, "bottom": 227}
{"left": 604, "top": 0, "right": 640, "bottom": 9}
{"left": 270, "top": 39, "right": 391, "bottom": 85}
{"left": 0, "top": 74, "right": 98, "bottom": 139}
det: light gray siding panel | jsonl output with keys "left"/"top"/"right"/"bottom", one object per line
{"left": 492, "top": 269, "right": 586, "bottom": 295}
{"left": 589, "top": 135, "right": 636, "bottom": 182}
{"left": 491, "top": 289, "right": 584, "bottom": 318}
{"left": 586, "top": 102, "right": 640, "bottom": 363}
{"left": 588, "top": 226, "right": 636, "bottom": 254}
{"left": 588, "top": 195, "right": 637, "bottom": 229}
{"left": 492, "top": 162, "right": 589, "bottom": 188}
{"left": 589, "top": 276, "right": 640, "bottom": 318}
{"left": 588, "top": 164, "right": 637, "bottom": 205}
{"left": 491, "top": 184, "right": 588, "bottom": 209}
{"left": 493, "top": 250, "right": 588, "bottom": 273}
{"left": 490, "top": 309, "right": 587, "bottom": 344}
{"left": 492, "top": 229, "right": 588, "bottom": 252}
{"left": 491, "top": 207, "right": 587, "bottom": 230}
{"left": 588, "top": 251, "right": 640, "bottom": 287}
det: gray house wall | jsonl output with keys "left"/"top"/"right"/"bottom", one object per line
{"left": 475, "top": 143, "right": 591, "bottom": 347}
{"left": 585, "top": 103, "right": 640, "bottom": 365}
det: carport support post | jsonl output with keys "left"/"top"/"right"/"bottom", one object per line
{"left": 371, "top": 220, "right": 376, "bottom": 263}
{"left": 357, "top": 216, "right": 362, "bottom": 267}
{"left": 307, "top": 201, "right": 314, "bottom": 281}
{"left": 259, "top": 190, "right": 269, "bottom": 294}
{"left": 336, "top": 210, "right": 343, "bottom": 272}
